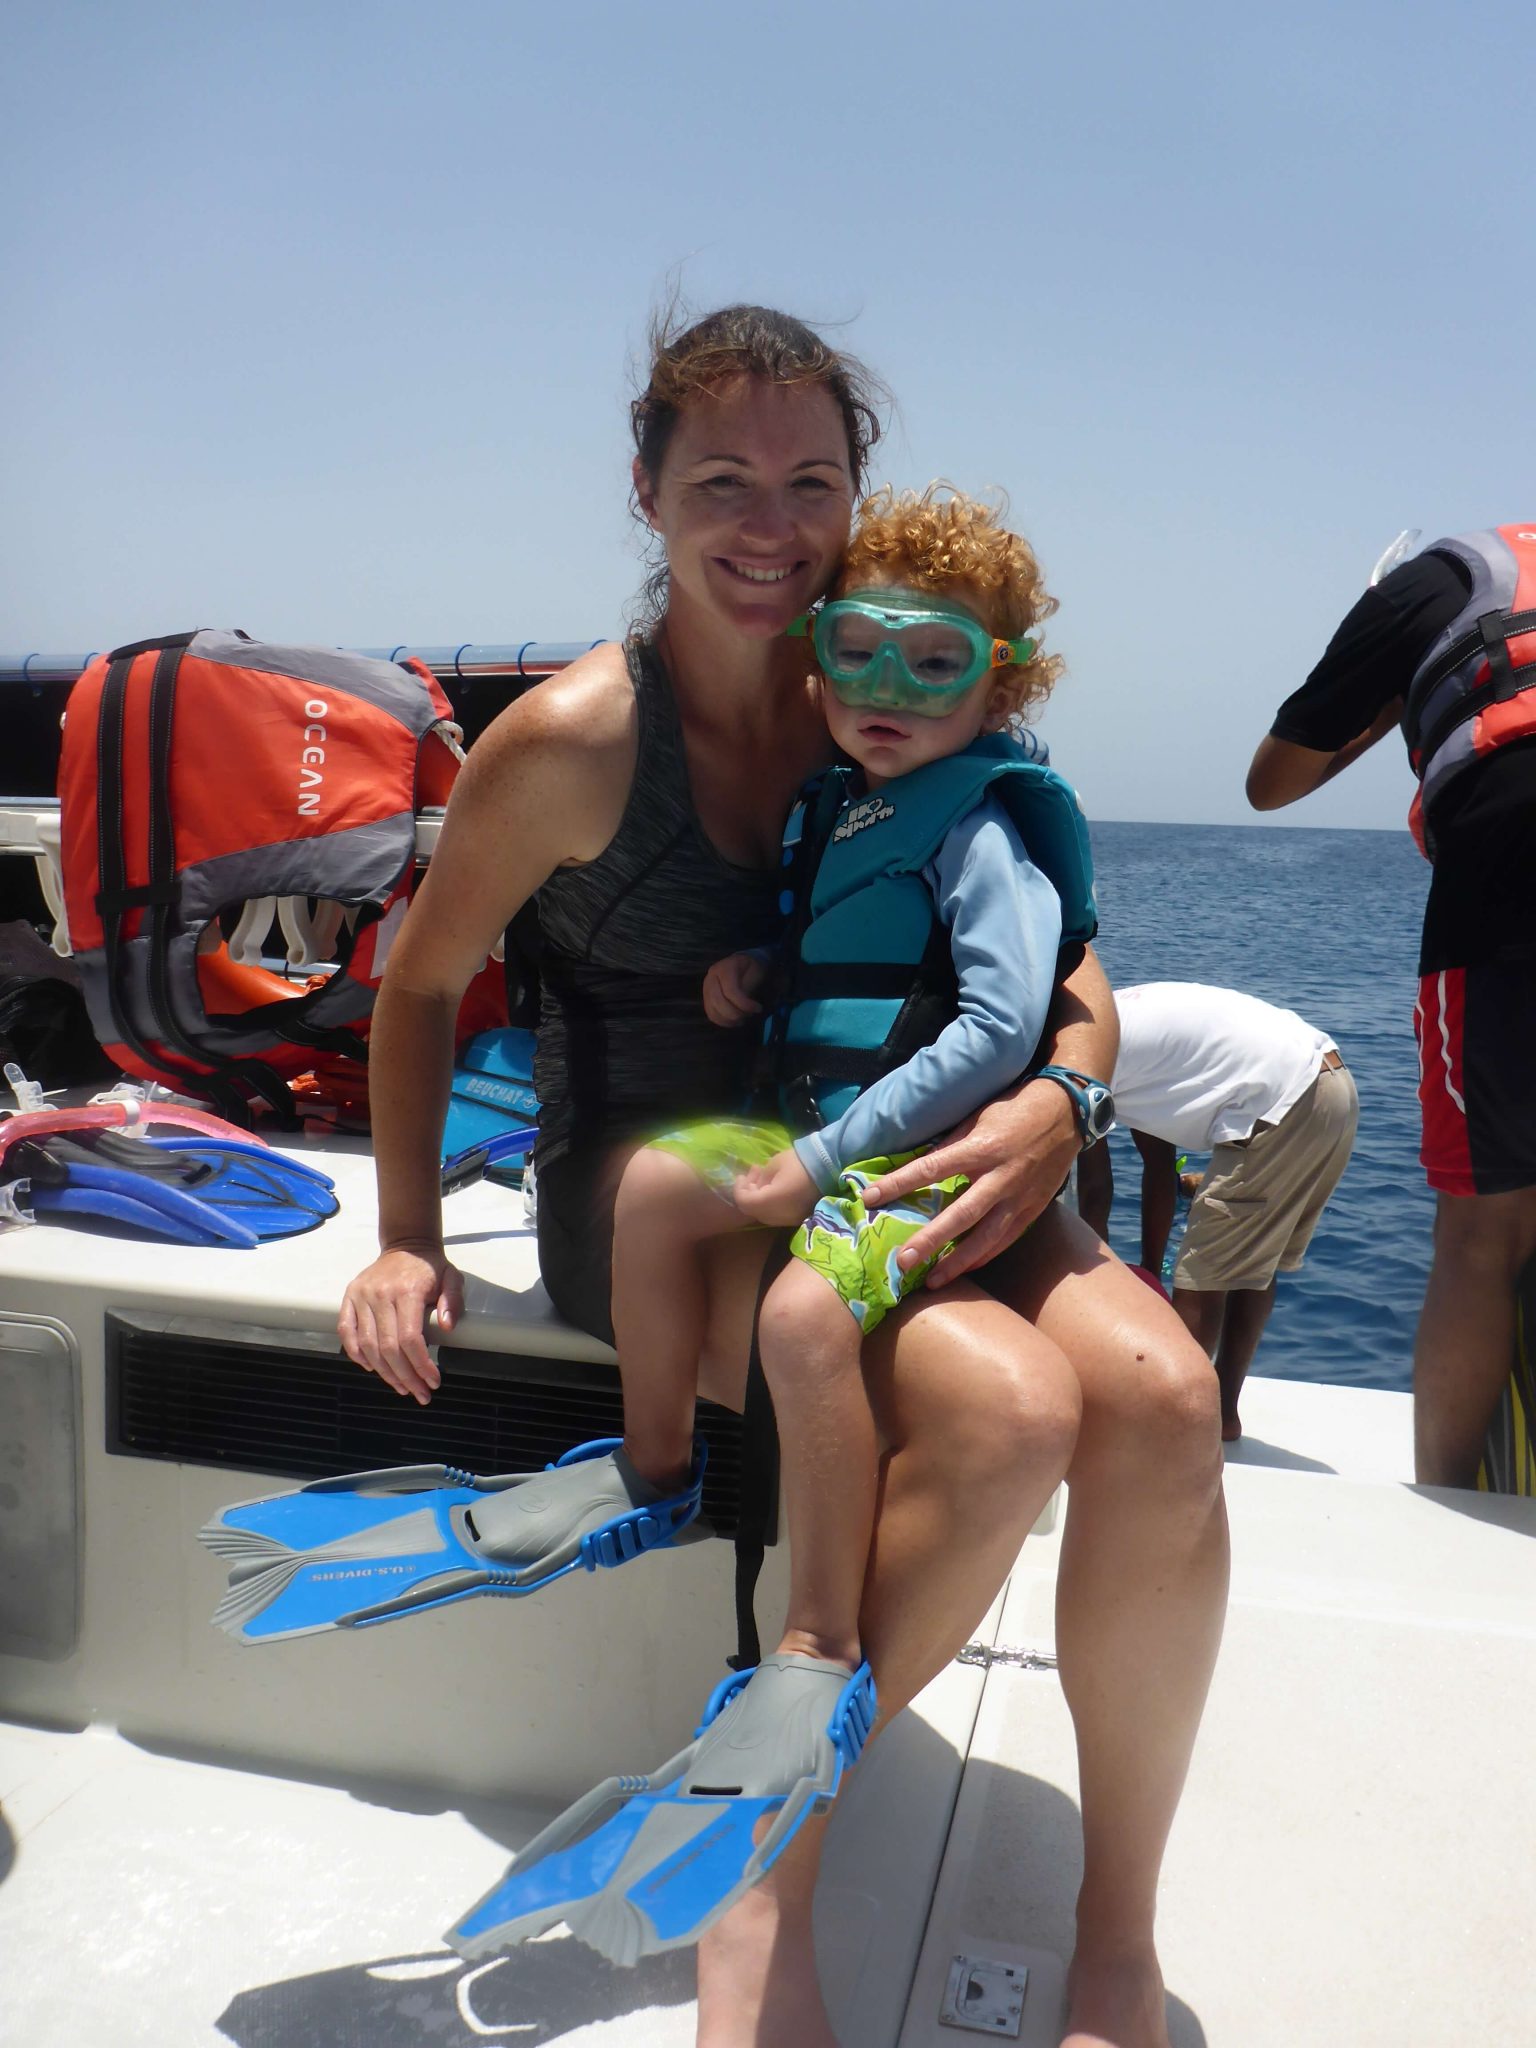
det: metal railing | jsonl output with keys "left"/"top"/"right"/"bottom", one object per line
{"left": 0, "top": 640, "right": 612, "bottom": 686}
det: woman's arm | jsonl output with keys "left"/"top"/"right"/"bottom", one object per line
{"left": 338, "top": 651, "right": 636, "bottom": 1400}
{"left": 858, "top": 942, "right": 1118, "bottom": 1284}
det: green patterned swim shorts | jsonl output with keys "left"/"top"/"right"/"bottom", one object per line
{"left": 649, "top": 1117, "right": 968, "bottom": 1335}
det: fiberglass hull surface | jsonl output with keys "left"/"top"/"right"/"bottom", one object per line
{"left": 4, "top": 1128, "right": 1536, "bottom": 2044}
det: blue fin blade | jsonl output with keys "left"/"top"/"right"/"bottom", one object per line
{"left": 452, "top": 1794, "right": 657, "bottom": 1949}
{"left": 614, "top": 1794, "right": 781, "bottom": 1945}
{"left": 141, "top": 1138, "right": 339, "bottom": 1235}
{"left": 29, "top": 1177, "right": 260, "bottom": 1247}
{"left": 203, "top": 1485, "right": 487, "bottom": 1641}
{"left": 199, "top": 1441, "right": 706, "bottom": 1644}
{"left": 446, "top": 1658, "right": 877, "bottom": 1967}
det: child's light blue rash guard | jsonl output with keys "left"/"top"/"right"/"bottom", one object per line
{"left": 791, "top": 792, "right": 1062, "bottom": 1193}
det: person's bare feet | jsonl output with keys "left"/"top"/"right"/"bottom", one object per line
{"left": 1220, "top": 1412, "right": 1242, "bottom": 1443}
{"left": 695, "top": 1878, "right": 838, "bottom": 2048}
{"left": 1062, "top": 1936, "right": 1169, "bottom": 2048}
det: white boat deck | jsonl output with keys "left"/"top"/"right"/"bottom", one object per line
{"left": 3, "top": 1147, "right": 1535, "bottom": 2046}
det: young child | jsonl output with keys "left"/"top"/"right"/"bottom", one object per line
{"left": 601, "top": 486, "right": 1092, "bottom": 1693}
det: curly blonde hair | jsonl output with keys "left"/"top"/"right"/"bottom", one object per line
{"left": 836, "top": 484, "right": 1064, "bottom": 720}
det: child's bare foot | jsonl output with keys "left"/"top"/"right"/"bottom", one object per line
{"left": 1221, "top": 1412, "right": 1242, "bottom": 1443}
{"left": 1063, "top": 1936, "right": 1169, "bottom": 2048}
{"left": 696, "top": 1879, "right": 838, "bottom": 2048}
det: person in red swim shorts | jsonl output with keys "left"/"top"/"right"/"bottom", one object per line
{"left": 1247, "top": 526, "right": 1536, "bottom": 1486}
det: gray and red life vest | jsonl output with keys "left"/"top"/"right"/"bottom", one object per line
{"left": 1402, "top": 525, "right": 1536, "bottom": 856}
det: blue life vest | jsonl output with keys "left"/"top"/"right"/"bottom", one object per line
{"left": 763, "top": 734, "right": 1097, "bottom": 1129}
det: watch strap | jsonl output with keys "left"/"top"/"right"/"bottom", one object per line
{"left": 1033, "top": 1064, "right": 1115, "bottom": 1149}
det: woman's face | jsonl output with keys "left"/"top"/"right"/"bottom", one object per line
{"left": 636, "top": 375, "right": 855, "bottom": 638}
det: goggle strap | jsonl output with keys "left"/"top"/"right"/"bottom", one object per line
{"left": 995, "top": 636, "right": 1036, "bottom": 668}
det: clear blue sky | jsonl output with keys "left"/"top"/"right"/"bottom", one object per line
{"left": 5, "top": 0, "right": 1532, "bottom": 827}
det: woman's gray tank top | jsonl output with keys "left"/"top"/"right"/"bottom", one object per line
{"left": 532, "top": 639, "right": 782, "bottom": 1163}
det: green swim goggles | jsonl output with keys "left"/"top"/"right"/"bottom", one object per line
{"left": 791, "top": 592, "right": 1036, "bottom": 719}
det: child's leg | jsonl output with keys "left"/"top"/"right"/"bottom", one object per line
{"left": 610, "top": 1143, "right": 756, "bottom": 1489}
{"left": 756, "top": 1258, "right": 875, "bottom": 1671}
{"left": 750, "top": 1153, "right": 967, "bottom": 1668}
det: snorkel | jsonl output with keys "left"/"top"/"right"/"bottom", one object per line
{"left": 1368, "top": 528, "right": 1422, "bottom": 588}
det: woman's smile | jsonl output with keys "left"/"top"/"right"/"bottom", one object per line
{"left": 641, "top": 376, "right": 855, "bottom": 632}
{"left": 719, "top": 559, "right": 804, "bottom": 585}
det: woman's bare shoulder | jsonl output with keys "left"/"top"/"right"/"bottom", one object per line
{"left": 470, "top": 640, "right": 636, "bottom": 774}
{"left": 445, "top": 640, "right": 637, "bottom": 863}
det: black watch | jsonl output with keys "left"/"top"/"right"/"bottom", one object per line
{"left": 1033, "top": 1065, "right": 1116, "bottom": 1149}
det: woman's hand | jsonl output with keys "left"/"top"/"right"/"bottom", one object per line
{"left": 338, "top": 1244, "right": 466, "bottom": 1405}
{"left": 703, "top": 951, "right": 769, "bottom": 1027}
{"left": 859, "top": 1076, "right": 1082, "bottom": 1284}
{"left": 733, "top": 1148, "right": 819, "bottom": 1227}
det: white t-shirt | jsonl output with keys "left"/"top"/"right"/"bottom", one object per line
{"left": 1110, "top": 982, "right": 1336, "bottom": 1152}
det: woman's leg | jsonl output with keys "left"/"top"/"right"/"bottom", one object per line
{"left": 756, "top": 1258, "right": 876, "bottom": 1671}
{"left": 610, "top": 1144, "right": 755, "bottom": 1486}
{"left": 991, "top": 1203, "right": 1229, "bottom": 2048}
{"left": 693, "top": 1261, "right": 1082, "bottom": 2048}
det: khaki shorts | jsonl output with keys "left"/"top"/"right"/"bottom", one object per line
{"left": 1173, "top": 1059, "right": 1358, "bottom": 1293}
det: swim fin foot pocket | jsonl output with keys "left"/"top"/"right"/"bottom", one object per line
{"left": 198, "top": 1437, "right": 707, "bottom": 1644}
{"left": 448, "top": 1653, "right": 878, "bottom": 1966}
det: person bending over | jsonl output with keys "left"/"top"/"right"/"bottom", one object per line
{"left": 1077, "top": 982, "right": 1357, "bottom": 1440}
{"left": 1248, "top": 526, "right": 1536, "bottom": 1485}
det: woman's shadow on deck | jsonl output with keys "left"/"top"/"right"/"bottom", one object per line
{"left": 216, "top": 1940, "right": 695, "bottom": 2046}
{"left": 211, "top": 1706, "right": 1208, "bottom": 2048}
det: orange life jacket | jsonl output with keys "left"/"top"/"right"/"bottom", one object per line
{"left": 59, "top": 629, "right": 461, "bottom": 1121}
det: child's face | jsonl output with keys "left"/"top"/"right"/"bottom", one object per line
{"left": 819, "top": 579, "right": 1006, "bottom": 785}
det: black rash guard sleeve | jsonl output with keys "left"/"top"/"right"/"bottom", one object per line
{"left": 1270, "top": 551, "right": 1472, "bottom": 753}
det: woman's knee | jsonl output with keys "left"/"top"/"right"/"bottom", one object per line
{"left": 921, "top": 1327, "right": 1082, "bottom": 1490}
{"left": 1077, "top": 1324, "right": 1223, "bottom": 1494}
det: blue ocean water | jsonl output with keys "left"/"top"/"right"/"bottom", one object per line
{"left": 1088, "top": 821, "right": 1433, "bottom": 1392}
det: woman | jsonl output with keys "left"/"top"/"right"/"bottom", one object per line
{"left": 339, "top": 305, "right": 1227, "bottom": 2048}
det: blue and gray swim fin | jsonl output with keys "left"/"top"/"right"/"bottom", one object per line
{"left": 448, "top": 1654, "right": 878, "bottom": 1966}
{"left": 10, "top": 1127, "right": 337, "bottom": 1246}
{"left": 199, "top": 1437, "right": 706, "bottom": 1643}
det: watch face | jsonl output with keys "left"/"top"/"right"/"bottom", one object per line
{"left": 1086, "top": 1088, "right": 1115, "bottom": 1139}
{"left": 1037, "top": 1067, "right": 1114, "bottom": 1144}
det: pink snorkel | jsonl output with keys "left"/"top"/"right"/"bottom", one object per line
{"left": 0, "top": 1069, "right": 270, "bottom": 1172}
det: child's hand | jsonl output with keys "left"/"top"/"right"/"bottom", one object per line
{"left": 703, "top": 952, "right": 768, "bottom": 1027}
{"left": 732, "top": 1149, "right": 819, "bottom": 1226}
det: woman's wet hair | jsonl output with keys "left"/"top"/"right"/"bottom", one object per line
{"left": 629, "top": 302, "right": 887, "bottom": 629}
{"left": 839, "top": 484, "right": 1065, "bottom": 722}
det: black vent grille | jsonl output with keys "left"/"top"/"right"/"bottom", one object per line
{"left": 105, "top": 1312, "right": 748, "bottom": 1538}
